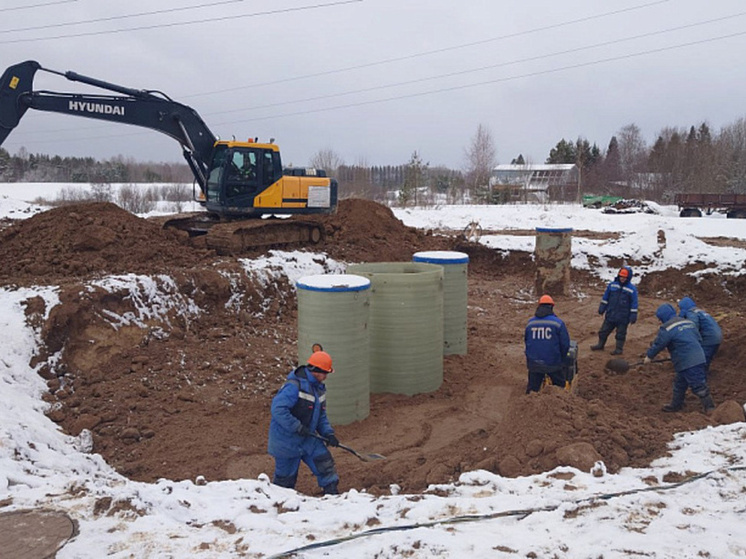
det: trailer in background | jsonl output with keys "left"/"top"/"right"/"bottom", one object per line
{"left": 674, "top": 193, "right": 746, "bottom": 218}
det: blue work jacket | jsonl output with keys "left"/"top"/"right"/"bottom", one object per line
{"left": 268, "top": 366, "right": 334, "bottom": 458}
{"left": 599, "top": 266, "right": 639, "bottom": 324}
{"left": 678, "top": 298, "right": 723, "bottom": 346}
{"left": 524, "top": 305, "right": 571, "bottom": 373}
{"left": 646, "top": 316, "right": 705, "bottom": 373}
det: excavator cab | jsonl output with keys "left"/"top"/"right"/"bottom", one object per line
{"left": 205, "top": 143, "right": 280, "bottom": 215}
{"left": 204, "top": 140, "right": 336, "bottom": 218}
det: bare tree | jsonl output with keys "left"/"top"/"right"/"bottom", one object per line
{"left": 343, "top": 156, "right": 374, "bottom": 199}
{"left": 715, "top": 117, "right": 746, "bottom": 194}
{"left": 616, "top": 123, "right": 647, "bottom": 192}
{"left": 309, "top": 148, "right": 344, "bottom": 177}
{"left": 464, "top": 124, "right": 497, "bottom": 203}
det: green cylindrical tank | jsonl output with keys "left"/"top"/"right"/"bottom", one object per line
{"left": 346, "top": 262, "right": 443, "bottom": 395}
{"left": 296, "top": 274, "right": 371, "bottom": 425}
{"left": 412, "top": 251, "right": 469, "bottom": 355}
{"left": 534, "top": 227, "right": 573, "bottom": 296}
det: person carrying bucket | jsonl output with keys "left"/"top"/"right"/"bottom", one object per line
{"left": 267, "top": 349, "right": 341, "bottom": 495}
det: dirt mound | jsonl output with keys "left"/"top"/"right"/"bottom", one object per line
{"left": 6, "top": 198, "right": 745, "bottom": 496}
{"left": 306, "top": 198, "right": 454, "bottom": 262}
{"left": 0, "top": 202, "right": 207, "bottom": 284}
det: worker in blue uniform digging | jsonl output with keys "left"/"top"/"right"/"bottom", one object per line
{"left": 644, "top": 303, "right": 715, "bottom": 413}
{"left": 268, "top": 350, "right": 340, "bottom": 495}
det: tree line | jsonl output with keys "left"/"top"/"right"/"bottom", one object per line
{"left": 0, "top": 148, "right": 193, "bottom": 183}
{"left": 538, "top": 118, "right": 746, "bottom": 201}
{"left": 4, "top": 114, "right": 746, "bottom": 206}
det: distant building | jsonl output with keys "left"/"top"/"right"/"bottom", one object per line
{"left": 489, "top": 163, "right": 579, "bottom": 203}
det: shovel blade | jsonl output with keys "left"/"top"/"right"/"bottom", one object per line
{"left": 358, "top": 452, "right": 386, "bottom": 462}
{"left": 339, "top": 443, "right": 386, "bottom": 462}
{"left": 605, "top": 358, "right": 630, "bottom": 374}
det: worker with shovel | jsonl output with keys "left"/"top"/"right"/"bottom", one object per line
{"left": 677, "top": 297, "right": 722, "bottom": 375}
{"left": 268, "top": 350, "right": 341, "bottom": 495}
{"left": 644, "top": 303, "right": 715, "bottom": 413}
{"left": 590, "top": 266, "right": 638, "bottom": 355}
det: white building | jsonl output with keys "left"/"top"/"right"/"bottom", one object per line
{"left": 490, "top": 163, "right": 579, "bottom": 203}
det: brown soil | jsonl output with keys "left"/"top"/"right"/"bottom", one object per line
{"left": 2, "top": 199, "right": 744, "bottom": 497}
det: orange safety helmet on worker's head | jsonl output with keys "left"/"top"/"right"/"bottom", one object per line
{"left": 618, "top": 268, "right": 630, "bottom": 279}
{"left": 307, "top": 350, "right": 334, "bottom": 374}
{"left": 539, "top": 294, "right": 555, "bottom": 306}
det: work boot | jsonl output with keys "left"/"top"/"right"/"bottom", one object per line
{"left": 699, "top": 394, "right": 716, "bottom": 413}
{"left": 661, "top": 403, "right": 683, "bottom": 413}
{"left": 590, "top": 343, "right": 605, "bottom": 351}
{"left": 322, "top": 482, "right": 339, "bottom": 495}
{"left": 610, "top": 348, "right": 623, "bottom": 355}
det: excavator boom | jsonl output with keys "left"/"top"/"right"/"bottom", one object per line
{"left": 0, "top": 60, "right": 338, "bottom": 253}
{"left": 0, "top": 60, "right": 215, "bottom": 190}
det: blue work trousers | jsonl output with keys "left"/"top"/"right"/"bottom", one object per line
{"left": 273, "top": 443, "right": 338, "bottom": 490}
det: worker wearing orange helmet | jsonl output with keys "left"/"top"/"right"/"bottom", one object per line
{"left": 524, "top": 294, "right": 571, "bottom": 393}
{"left": 268, "top": 349, "right": 340, "bottom": 495}
{"left": 591, "top": 265, "right": 639, "bottom": 355}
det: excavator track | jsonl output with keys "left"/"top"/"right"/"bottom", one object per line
{"left": 156, "top": 213, "right": 324, "bottom": 255}
{"left": 203, "top": 219, "right": 323, "bottom": 255}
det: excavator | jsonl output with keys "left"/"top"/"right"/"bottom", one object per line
{"left": 0, "top": 60, "right": 338, "bottom": 254}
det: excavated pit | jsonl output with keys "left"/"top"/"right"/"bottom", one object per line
{"left": 1, "top": 198, "right": 745, "bottom": 496}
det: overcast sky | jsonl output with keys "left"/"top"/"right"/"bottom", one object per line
{"left": 2, "top": 0, "right": 746, "bottom": 169}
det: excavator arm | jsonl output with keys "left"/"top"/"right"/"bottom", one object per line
{"left": 0, "top": 60, "right": 338, "bottom": 253}
{"left": 0, "top": 60, "right": 216, "bottom": 192}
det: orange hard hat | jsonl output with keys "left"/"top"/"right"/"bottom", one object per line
{"left": 618, "top": 268, "right": 630, "bottom": 278}
{"left": 539, "top": 294, "right": 554, "bottom": 305}
{"left": 307, "top": 351, "right": 334, "bottom": 374}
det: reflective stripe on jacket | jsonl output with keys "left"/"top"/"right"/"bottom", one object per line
{"left": 599, "top": 275, "right": 638, "bottom": 324}
{"left": 646, "top": 317, "right": 705, "bottom": 372}
{"left": 267, "top": 366, "right": 334, "bottom": 458}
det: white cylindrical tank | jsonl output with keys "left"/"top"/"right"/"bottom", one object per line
{"left": 346, "top": 262, "right": 443, "bottom": 395}
{"left": 412, "top": 251, "right": 469, "bottom": 355}
{"left": 296, "top": 274, "right": 371, "bottom": 425}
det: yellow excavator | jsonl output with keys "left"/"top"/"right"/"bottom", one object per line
{"left": 0, "top": 60, "right": 337, "bottom": 253}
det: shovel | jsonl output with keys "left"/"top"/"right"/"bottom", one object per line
{"left": 312, "top": 433, "right": 386, "bottom": 462}
{"left": 605, "top": 357, "right": 671, "bottom": 374}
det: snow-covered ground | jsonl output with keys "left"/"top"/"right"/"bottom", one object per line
{"left": 1, "top": 184, "right": 745, "bottom": 558}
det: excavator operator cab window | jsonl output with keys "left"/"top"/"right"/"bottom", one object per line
{"left": 225, "top": 149, "right": 259, "bottom": 199}
{"left": 206, "top": 146, "right": 229, "bottom": 202}
{"left": 262, "top": 150, "right": 281, "bottom": 185}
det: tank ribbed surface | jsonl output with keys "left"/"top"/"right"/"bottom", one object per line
{"left": 296, "top": 274, "right": 370, "bottom": 425}
{"left": 346, "top": 262, "right": 443, "bottom": 395}
{"left": 412, "top": 251, "right": 468, "bottom": 355}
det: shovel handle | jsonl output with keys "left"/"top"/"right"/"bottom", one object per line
{"left": 310, "top": 433, "right": 384, "bottom": 462}
{"left": 310, "top": 433, "right": 356, "bottom": 455}
{"left": 637, "top": 357, "right": 671, "bottom": 366}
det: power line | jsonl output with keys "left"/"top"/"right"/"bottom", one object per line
{"left": 7, "top": 27, "right": 745, "bottom": 148}
{"left": 0, "top": 0, "right": 245, "bottom": 34}
{"left": 206, "top": 11, "right": 746, "bottom": 116}
{"left": 0, "top": 0, "right": 363, "bottom": 44}
{"left": 0, "top": 0, "right": 76, "bottom": 13}
{"left": 0, "top": 1, "right": 686, "bottom": 138}
{"left": 183, "top": 0, "right": 671, "bottom": 97}
{"left": 211, "top": 29, "right": 746, "bottom": 127}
